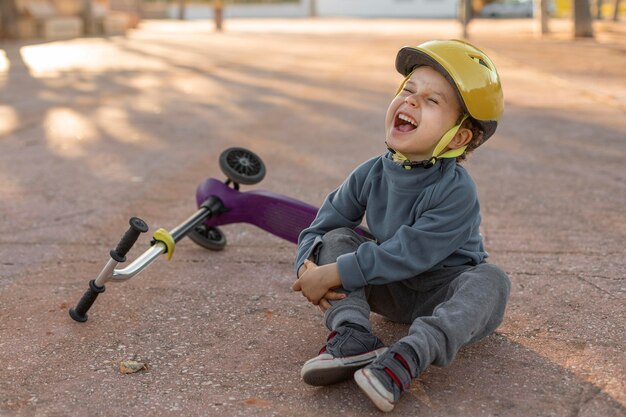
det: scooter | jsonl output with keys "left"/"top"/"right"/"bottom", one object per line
{"left": 69, "top": 147, "right": 370, "bottom": 322}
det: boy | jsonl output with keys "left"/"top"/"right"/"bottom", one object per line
{"left": 291, "top": 40, "right": 511, "bottom": 412}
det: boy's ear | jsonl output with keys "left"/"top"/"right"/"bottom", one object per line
{"left": 448, "top": 127, "right": 473, "bottom": 149}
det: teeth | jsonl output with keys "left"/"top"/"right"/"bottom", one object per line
{"left": 398, "top": 113, "right": 417, "bottom": 126}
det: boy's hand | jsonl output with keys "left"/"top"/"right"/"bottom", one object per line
{"left": 292, "top": 260, "right": 342, "bottom": 305}
{"left": 319, "top": 291, "right": 346, "bottom": 312}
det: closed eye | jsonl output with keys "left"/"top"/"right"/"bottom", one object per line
{"left": 402, "top": 88, "right": 415, "bottom": 94}
{"left": 428, "top": 98, "right": 439, "bottom": 104}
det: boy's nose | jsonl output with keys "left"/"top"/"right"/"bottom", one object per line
{"left": 404, "top": 94, "right": 419, "bottom": 107}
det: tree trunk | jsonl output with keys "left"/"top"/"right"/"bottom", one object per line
{"left": 459, "top": 0, "right": 472, "bottom": 38}
{"left": 178, "top": 0, "right": 187, "bottom": 20}
{"left": 613, "top": 0, "right": 621, "bottom": 20}
{"left": 596, "top": 0, "right": 604, "bottom": 18}
{"left": 82, "top": 0, "right": 94, "bottom": 36}
{"left": 535, "top": 0, "right": 550, "bottom": 35}
{"left": 214, "top": 0, "right": 223, "bottom": 31}
{"left": 573, "top": 0, "right": 595, "bottom": 37}
{"left": 0, "top": 0, "right": 19, "bottom": 39}
{"left": 309, "top": 0, "right": 317, "bottom": 17}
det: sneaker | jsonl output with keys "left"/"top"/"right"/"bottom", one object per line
{"left": 354, "top": 344, "right": 418, "bottom": 412}
{"left": 301, "top": 326, "right": 387, "bottom": 386}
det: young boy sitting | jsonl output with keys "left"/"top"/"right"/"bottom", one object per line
{"left": 291, "top": 40, "right": 511, "bottom": 412}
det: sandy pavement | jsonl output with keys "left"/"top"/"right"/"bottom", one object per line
{"left": 0, "top": 18, "right": 624, "bottom": 417}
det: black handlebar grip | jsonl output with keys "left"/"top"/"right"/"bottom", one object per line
{"left": 69, "top": 280, "right": 105, "bottom": 322}
{"left": 110, "top": 217, "right": 149, "bottom": 262}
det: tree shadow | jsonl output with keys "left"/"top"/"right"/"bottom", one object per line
{"left": 0, "top": 27, "right": 624, "bottom": 416}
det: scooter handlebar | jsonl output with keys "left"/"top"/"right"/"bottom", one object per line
{"left": 110, "top": 217, "right": 149, "bottom": 261}
{"left": 70, "top": 217, "right": 148, "bottom": 322}
{"left": 69, "top": 280, "right": 105, "bottom": 322}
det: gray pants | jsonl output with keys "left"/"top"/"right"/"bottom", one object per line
{"left": 315, "top": 228, "right": 511, "bottom": 374}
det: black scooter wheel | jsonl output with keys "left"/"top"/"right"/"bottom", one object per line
{"left": 188, "top": 224, "right": 227, "bottom": 251}
{"left": 219, "top": 147, "right": 266, "bottom": 185}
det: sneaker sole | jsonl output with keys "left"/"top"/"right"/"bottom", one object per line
{"left": 354, "top": 368, "right": 395, "bottom": 412}
{"left": 301, "top": 347, "right": 387, "bottom": 386}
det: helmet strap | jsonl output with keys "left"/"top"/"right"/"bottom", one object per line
{"left": 395, "top": 69, "right": 416, "bottom": 96}
{"left": 385, "top": 114, "right": 469, "bottom": 170}
{"left": 431, "top": 114, "right": 469, "bottom": 160}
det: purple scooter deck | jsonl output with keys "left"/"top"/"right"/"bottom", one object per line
{"left": 196, "top": 178, "right": 370, "bottom": 244}
{"left": 196, "top": 178, "right": 319, "bottom": 244}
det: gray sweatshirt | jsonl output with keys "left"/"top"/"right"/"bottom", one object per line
{"left": 295, "top": 152, "right": 487, "bottom": 291}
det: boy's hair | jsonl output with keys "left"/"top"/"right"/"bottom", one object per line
{"left": 456, "top": 116, "right": 485, "bottom": 163}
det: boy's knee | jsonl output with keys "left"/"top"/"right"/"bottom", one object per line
{"left": 475, "top": 264, "right": 510, "bottom": 331}
{"left": 322, "top": 227, "right": 360, "bottom": 244}
{"left": 468, "top": 263, "right": 510, "bottom": 299}
{"left": 316, "top": 228, "right": 363, "bottom": 266}
{"left": 483, "top": 264, "right": 511, "bottom": 299}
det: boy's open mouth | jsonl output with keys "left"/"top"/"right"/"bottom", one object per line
{"left": 394, "top": 113, "right": 418, "bottom": 133}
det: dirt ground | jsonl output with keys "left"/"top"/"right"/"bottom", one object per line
{"left": 0, "top": 18, "right": 624, "bottom": 417}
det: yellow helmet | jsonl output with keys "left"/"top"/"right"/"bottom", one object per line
{"left": 396, "top": 40, "right": 503, "bottom": 141}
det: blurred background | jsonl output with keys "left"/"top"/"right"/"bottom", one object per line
{"left": 0, "top": 0, "right": 623, "bottom": 40}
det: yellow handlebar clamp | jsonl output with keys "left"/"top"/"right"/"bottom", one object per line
{"left": 153, "top": 228, "right": 176, "bottom": 260}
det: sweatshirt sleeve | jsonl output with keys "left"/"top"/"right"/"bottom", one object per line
{"left": 294, "top": 164, "right": 369, "bottom": 276}
{"left": 336, "top": 173, "right": 480, "bottom": 290}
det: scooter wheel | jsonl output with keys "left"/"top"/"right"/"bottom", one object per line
{"left": 219, "top": 147, "right": 266, "bottom": 185}
{"left": 188, "top": 224, "right": 227, "bottom": 251}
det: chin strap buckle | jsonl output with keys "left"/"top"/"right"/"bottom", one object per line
{"left": 401, "top": 156, "right": 438, "bottom": 170}
{"left": 387, "top": 143, "right": 438, "bottom": 170}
